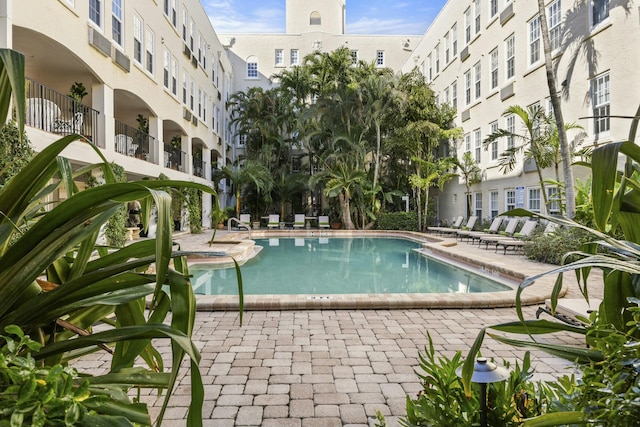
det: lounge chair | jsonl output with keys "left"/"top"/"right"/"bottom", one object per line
{"left": 462, "top": 217, "right": 503, "bottom": 243}
{"left": 453, "top": 216, "right": 478, "bottom": 239}
{"left": 318, "top": 215, "right": 330, "bottom": 229}
{"left": 293, "top": 213, "right": 305, "bottom": 229}
{"left": 428, "top": 216, "right": 464, "bottom": 234}
{"left": 267, "top": 214, "right": 280, "bottom": 229}
{"left": 478, "top": 218, "right": 521, "bottom": 249}
{"left": 482, "top": 220, "right": 537, "bottom": 251}
{"left": 536, "top": 298, "right": 601, "bottom": 327}
{"left": 495, "top": 221, "right": 557, "bottom": 254}
{"left": 238, "top": 213, "right": 251, "bottom": 230}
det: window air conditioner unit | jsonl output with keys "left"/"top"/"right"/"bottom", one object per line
{"left": 183, "top": 44, "right": 191, "bottom": 59}
{"left": 191, "top": 116, "right": 198, "bottom": 126}
{"left": 191, "top": 56, "right": 198, "bottom": 68}
{"left": 183, "top": 107, "right": 192, "bottom": 121}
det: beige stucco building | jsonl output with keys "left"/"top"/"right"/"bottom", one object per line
{"left": 402, "top": 0, "right": 640, "bottom": 221}
{"left": 3, "top": 0, "right": 639, "bottom": 228}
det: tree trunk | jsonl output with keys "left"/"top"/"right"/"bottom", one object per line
{"left": 339, "top": 193, "right": 356, "bottom": 230}
{"left": 538, "top": 0, "right": 576, "bottom": 218}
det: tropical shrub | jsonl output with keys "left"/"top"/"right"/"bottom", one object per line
{"left": 0, "top": 121, "right": 33, "bottom": 186}
{"left": 523, "top": 226, "right": 590, "bottom": 265}
{"left": 376, "top": 211, "right": 418, "bottom": 231}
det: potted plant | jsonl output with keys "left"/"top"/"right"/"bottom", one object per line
{"left": 328, "top": 207, "right": 341, "bottom": 229}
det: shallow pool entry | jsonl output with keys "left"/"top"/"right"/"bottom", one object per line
{"left": 190, "top": 237, "right": 511, "bottom": 296}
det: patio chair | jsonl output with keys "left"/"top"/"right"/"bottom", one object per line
{"left": 267, "top": 214, "right": 280, "bottom": 229}
{"left": 318, "top": 215, "right": 330, "bottom": 229}
{"left": 478, "top": 218, "right": 521, "bottom": 249}
{"left": 115, "top": 134, "right": 134, "bottom": 155}
{"left": 238, "top": 213, "right": 251, "bottom": 230}
{"left": 293, "top": 213, "right": 305, "bottom": 229}
{"left": 495, "top": 221, "right": 557, "bottom": 254}
{"left": 462, "top": 217, "right": 503, "bottom": 243}
{"left": 26, "top": 98, "right": 61, "bottom": 132}
{"left": 427, "top": 216, "right": 464, "bottom": 234}
{"left": 536, "top": 298, "right": 601, "bottom": 327}
{"left": 454, "top": 216, "right": 479, "bottom": 239}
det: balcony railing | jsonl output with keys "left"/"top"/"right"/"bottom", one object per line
{"left": 193, "top": 157, "right": 208, "bottom": 178}
{"left": 26, "top": 78, "right": 100, "bottom": 146}
{"left": 114, "top": 120, "right": 155, "bottom": 163}
{"left": 164, "top": 145, "right": 186, "bottom": 171}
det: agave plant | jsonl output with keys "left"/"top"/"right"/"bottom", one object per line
{"left": 461, "top": 105, "right": 640, "bottom": 426}
{"left": 0, "top": 49, "right": 241, "bottom": 426}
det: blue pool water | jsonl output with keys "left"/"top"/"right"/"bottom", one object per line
{"left": 190, "top": 237, "right": 511, "bottom": 296}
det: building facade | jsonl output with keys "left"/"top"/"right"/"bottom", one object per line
{"left": 402, "top": 0, "right": 640, "bottom": 221}
{"left": 1, "top": 0, "right": 236, "bottom": 229}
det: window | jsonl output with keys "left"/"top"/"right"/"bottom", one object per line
{"left": 506, "top": 114, "right": 515, "bottom": 149}
{"left": 474, "top": 192, "right": 483, "bottom": 218}
{"left": 310, "top": 11, "right": 321, "bottom": 25}
{"left": 444, "top": 87, "right": 450, "bottom": 105}
{"left": 190, "top": 81, "right": 195, "bottom": 110}
{"left": 428, "top": 53, "right": 433, "bottom": 80}
{"left": 133, "top": 14, "right": 143, "bottom": 64}
{"left": 452, "top": 23, "right": 458, "bottom": 56}
{"left": 592, "top": 73, "right": 610, "bottom": 134}
{"left": 464, "top": 70, "right": 471, "bottom": 105}
{"left": 89, "top": 0, "right": 102, "bottom": 27}
{"left": 182, "top": 7, "right": 187, "bottom": 42}
{"left": 451, "top": 81, "right": 457, "bottom": 109}
{"left": 464, "top": 8, "right": 472, "bottom": 44}
{"left": 182, "top": 70, "right": 187, "bottom": 104}
{"left": 547, "top": 187, "right": 560, "bottom": 214}
{"left": 163, "top": 49, "right": 170, "bottom": 89}
{"left": 464, "top": 133, "right": 471, "bottom": 153}
{"left": 239, "top": 135, "right": 247, "bottom": 146}
{"left": 171, "top": 56, "right": 178, "bottom": 96}
{"left": 473, "top": 61, "right": 481, "bottom": 100}
{"left": 247, "top": 59, "right": 258, "bottom": 78}
{"left": 163, "top": 0, "right": 170, "bottom": 17}
{"left": 444, "top": 32, "right": 450, "bottom": 63}
{"left": 490, "top": 191, "right": 499, "bottom": 218}
{"left": 350, "top": 50, "right": 358, "bottom": 65}
{"left": 189, "top": 18, "right": 195, "bottom": 51}
{"left": 505, "top": 34, "right": 515, "bottom": 79}
{"left": 528, "top": 188, "right": 541, "bottom": 212}
{"left": 474, "top": 0, "right": 481, "bottom": 34}
{"left": 505, "top": 189, "right": 516, "bottom": 211}
{"left": 171, "top": 0, "right": 177, "bottom": 27}
{"left": 434, "top": 45, "right": 440, "bottom": 73}
{"left": 529, "top": 17, "right": 541, "bottom": 65}
{"left": 376, "top": 50, "right": 385, "bottom": 67}
{"left": 591, "top": 0, "right": 609, "bottom": 27}
{"left": 198, "top": 34, "right": 205, "bottom": 66}
{"left": 490, "top": 48, "right": 498, "bottom": 90}
{"left": 548, "top": 0, "right": 562, "bottom": 51}
{"left": 290, "top": 49, "right": 299, "bottom": 65}
{"left": 112, "top": 0, "right": 123, "bottom": 46}
{"left": 275, "top": 49, "right": 283, "bottom": 66}
{"left": 474, "top": 129, "right": 482, "bottom": 163}
{"left": 489, "top": 0, "right": 498, "bottom": 18}
{"left": 145, "top": 27, "right": 154, "bottom": 74}
{"left": 198, "top": 88, "right": 203, "bottom": 118}
{"left": 489, "top": 121, "right": 498, "bottom": 160}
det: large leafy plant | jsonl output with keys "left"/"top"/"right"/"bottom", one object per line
{"left": 461, "top": 105, "right": 640, "bottom": 425}
{"left": 0, "top": 49, "right": 238, "bottom": 426}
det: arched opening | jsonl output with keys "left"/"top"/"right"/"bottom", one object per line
{"left": 310, "top": 11, "right": 321, "bottom": 26}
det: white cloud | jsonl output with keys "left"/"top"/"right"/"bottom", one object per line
{"left": 347, "top": 17, "right": 425, "bottom": 35}
{"left": 203, "top": 0, "right": 284, "bottom": 34}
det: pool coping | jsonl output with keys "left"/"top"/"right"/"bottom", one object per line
{"left": 178, "top": 230, "right": 567, "bottom": 311}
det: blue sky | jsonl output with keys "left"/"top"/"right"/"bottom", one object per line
{"left": 203, "top": 0, "right": 448, "bottom": 35}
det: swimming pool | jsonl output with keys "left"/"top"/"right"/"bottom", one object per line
{"left": 190, "top": 237, "right": 511, "bottom": 296}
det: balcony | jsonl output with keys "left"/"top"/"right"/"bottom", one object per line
{"left": 114, "top": 120, "right": 155, "bottom": 163}
{"left": 26, "top": 78, "right": 100, "bottom": 146}
{"left": 164, "top": 145, "right": 186, "bottom": 171}
{"left": 193, "top": 157, "right": 208, "bottom": 178}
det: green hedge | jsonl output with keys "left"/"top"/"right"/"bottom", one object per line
{"left": 376, "top": 211, "right": 419, "bottom": 231}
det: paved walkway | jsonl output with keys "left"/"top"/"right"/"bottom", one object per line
{"left": 77, "top": 230, "right": 597, "bottom": 426}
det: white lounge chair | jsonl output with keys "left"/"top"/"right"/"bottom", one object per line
{"left": 428, "top": 216, "right": 464, "bottom": 234}
{"left": 462, "top": 217, "right": 503, "bottom": 243}
{"left": 453, "top": 216, "right": 478, "bottom": 239}
{"left": 478, "top": 218, "right": 521, "bottom": 248}
{"left": 267, "top": 214, "right": 280, "bottom": 229}
{"left": 238, "top": 214, "right": 251, "bottom": 230}
{"left": 482, "top": 220, "right": 537, "bottom": 250}
{"left": 318, "top": 215, "right": 330, "bottom": 229}
{"left": 293, "top": 213, "right": 305, "bottom": 229}
{"left": 496, "top": 221, "right": 557, "bottom": 254}
{"left": 536, "top": 298, "right": 601, "bottom": 326}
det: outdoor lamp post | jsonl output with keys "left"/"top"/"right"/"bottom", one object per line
{"left": 401, "top": 194, "right": 409, "bottom": 212}
{"left": 457, "top": 357, "right": 510, "bottom": 427}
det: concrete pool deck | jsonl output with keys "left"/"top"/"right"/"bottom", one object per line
{"left": 76, "top": 229, "right": 601, "bottom": 426}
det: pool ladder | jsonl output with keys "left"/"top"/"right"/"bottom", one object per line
{"left": 228, "top": 217, "right": 252, "bottom": 239}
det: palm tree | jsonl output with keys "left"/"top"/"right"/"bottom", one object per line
{"left": 217, "top": 160, "right": 273, "bottom": 217}
{"left": 410, "top": 155, "right": 458, "bottom": 231}
{"left": 314, "top": 159, "right": 366, "bottom": 230}
{"left": 454, "top": 152, "right": 482, "bottom": 218}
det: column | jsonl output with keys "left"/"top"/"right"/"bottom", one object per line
{"left": 91, "top": 83, "right": 113, "bottom": 150}
{"left": 149, "top": 115, "right": 162, "bottom": 166}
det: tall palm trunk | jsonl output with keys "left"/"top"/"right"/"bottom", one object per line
{"left": 338, "top": 193, "right": 356, "bottom": 230}
{"left": 537, "top": 0, "right": 576, "bottom": 218}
